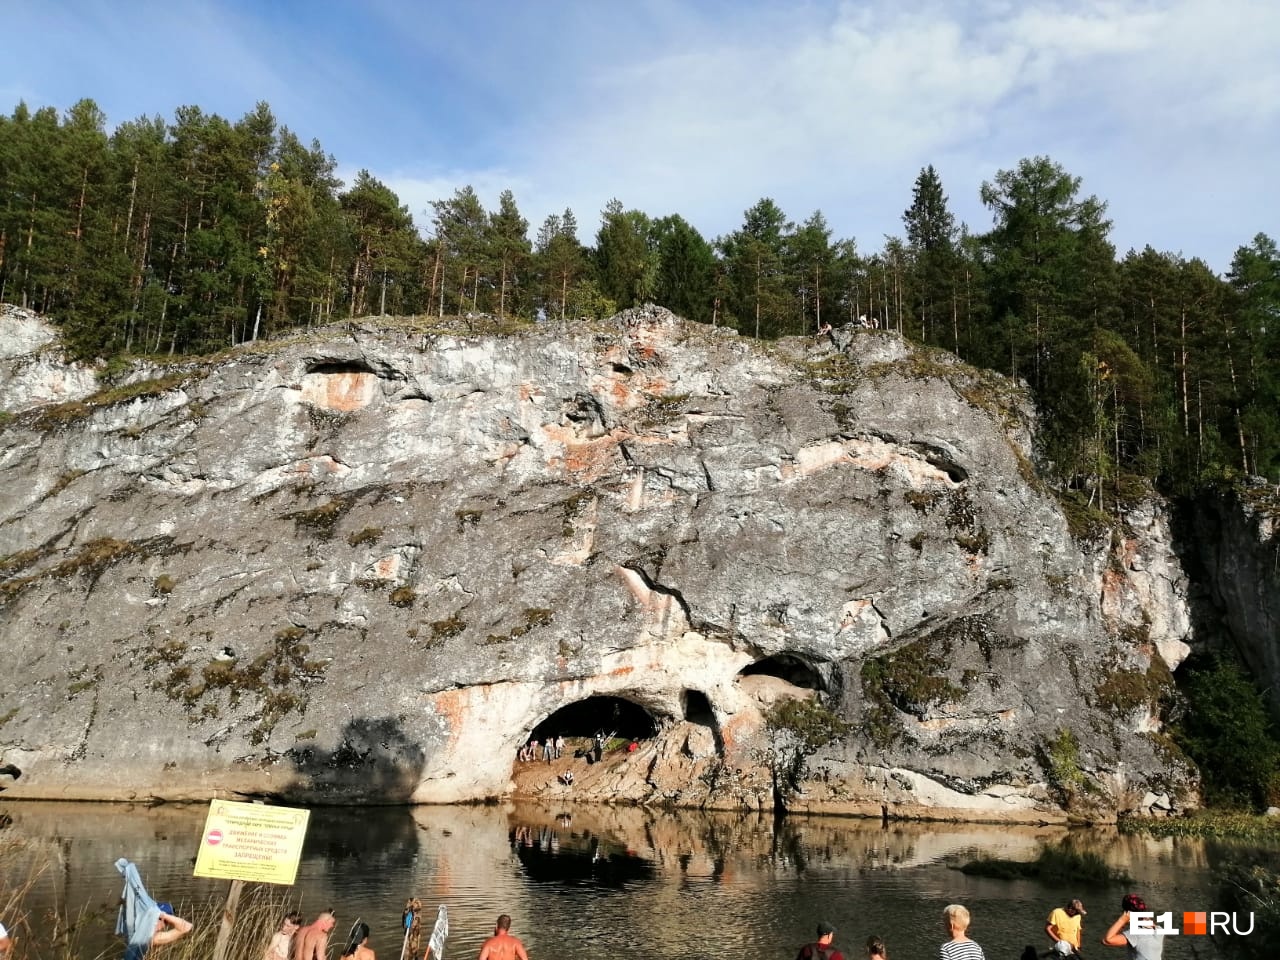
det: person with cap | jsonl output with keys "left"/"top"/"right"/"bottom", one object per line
{"left": 0, "top": 918, "right": 12, "bottom": 960}
{"left": 1046, "top": 899, "right": 1086, "bottom": 955}
{"left": 1101, "top": 894, "right": 1163, "bottom": 959}
{"left": 795, "top": 922, "right": 844, "bottom": 960}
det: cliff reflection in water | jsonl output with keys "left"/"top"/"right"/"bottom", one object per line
{"left": 2, "top": 799, "right": 1233, "bottom": 960}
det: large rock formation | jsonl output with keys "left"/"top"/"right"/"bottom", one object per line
{"left": 1184, "top": 483, "right": 1280, "bottom": 707}
{"left": 0, "top": 305, "right": 1196, "bottom": 820}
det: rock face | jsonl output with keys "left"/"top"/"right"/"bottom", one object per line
{"left": 1186, "top": 484, "right": 1280, "bottom": 707}
{"left": 0, "top": 306, "right": 1196, "bottom": 820}
{"left": 0, "top": 305, "right": 98, "bottom": 411}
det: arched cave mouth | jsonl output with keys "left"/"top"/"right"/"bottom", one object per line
{"left": 683, "top": 689, "right": 715, "bottom": 726}
{"left": 737, "top": 653, "right": 827, "bottom": 692}
{"left": 530, "top": 696, "right": 658, "bottom": 743}
{"left": 305, "top": 360, "right": 377, "bottom": 376}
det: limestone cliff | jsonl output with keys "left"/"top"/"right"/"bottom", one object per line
{"left": 0, "top": 305, "right": 1195, "bottom": 820}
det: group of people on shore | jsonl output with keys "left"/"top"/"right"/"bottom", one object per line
{"left": 517, "top": 736, "right": 564, "bottom": 763}
{"left": 264, "top": 910, "right": 519, "bottom": 960}
{"left": 265, "top": 910, "right": 375, "bottom": 960}
{"left": 0, "top": 885, "right": 1162, "bottom": 960}
{"left": 794, "top": 893, "right": 1164, "bottom": 960}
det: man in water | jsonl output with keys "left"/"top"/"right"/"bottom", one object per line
{"left": 477, "top": 915, "right": 528, "bottom": 960}
{"left": 150, "top": 903, "right": 193, "bottom": 952}
{"left": 1046, "top": 899, "right": 1086, "bottom": 956}
{"left": 266, "top": 912, "right": 303, "bottom": 960}
{"left": 294, "top": 910, "right": 336, "bottom": 960}
{"left": 795, "top": 922, "right": 844, "bottom": 960}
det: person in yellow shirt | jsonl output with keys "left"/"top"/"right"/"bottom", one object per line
{"left": 1046, "top": 899, "right": 1086, "bottom": 955}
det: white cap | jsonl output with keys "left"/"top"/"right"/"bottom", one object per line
{"left": 0, "top": 921, "right": 8, "bottom": 938}
{"left": 1053, "top": 942, "right": 1073, "bottom": 956}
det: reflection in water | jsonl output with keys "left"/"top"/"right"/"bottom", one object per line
{"left": 0, "top": 800, "right": 1245, "bottom": 960}
{"left": 510, "top": 823, "right": 655, "bottom": 888}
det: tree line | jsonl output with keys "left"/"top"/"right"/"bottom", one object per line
{"left": 1, "top": 98, "right": 1277, "bottom": 497}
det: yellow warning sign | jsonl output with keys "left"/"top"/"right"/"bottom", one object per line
{"left": 193, "top": 800, "right": 310, "bottom": 885}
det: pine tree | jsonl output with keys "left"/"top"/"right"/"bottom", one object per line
{"left": 787, "top": 211, "right": 835, "bottom": 333}
{"left": 718, "top": 198, "right": 791, "bottom": 337}
{"left": 651, "top": 214, "right": 715, "bottom": 323}
{"left": 487, "top": 190, "right": 531, "bottom": 319}
{"left": 902, "top": 165, "right": 959, "bottom": 347}
{"left": 593, "top": 199, "right": 656, "bottom": 308}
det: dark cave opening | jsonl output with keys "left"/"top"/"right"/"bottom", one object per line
{"left": 529, "top": 695, "right": 658, "bottom": 742}
{"left": 737, "top": 653, "right": 826, "bottom": 691}
{"left": 683, "top": 689, "right": 715, "bottom": 726}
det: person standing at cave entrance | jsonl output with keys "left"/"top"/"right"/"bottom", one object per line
{"left": 477, "top": 915, "right": 528, "bottom": 960}
{"left": 554, "top": 735, "right": 564, "bottom": 760}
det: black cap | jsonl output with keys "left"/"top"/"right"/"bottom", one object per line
{"left": 817, "top": 923, "right": 835, "bottom": 937}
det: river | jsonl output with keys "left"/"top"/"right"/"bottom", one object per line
{"left": 0, "top": 800, "right": 1256, "bottom": 959}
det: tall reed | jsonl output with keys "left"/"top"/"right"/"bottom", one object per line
{"left": 2, "top": 838, "right": 303, "bottom": 960}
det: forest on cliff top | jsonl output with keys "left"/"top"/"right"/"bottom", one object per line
{"left": 1, "top": 98, "right": 1278, "bottom": 501}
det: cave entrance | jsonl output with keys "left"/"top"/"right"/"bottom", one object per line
{"left": 738, "top": 653, "right": 826, "bottom": 691}
{"left": 683, "top": 689, "right": 715, "bottom": 726}
{"left": 530, "top": 696, "right": 658, "bottom": 743}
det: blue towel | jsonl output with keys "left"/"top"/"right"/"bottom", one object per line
{"left": 114, "top": 858, "right": 160, "bottom": 960}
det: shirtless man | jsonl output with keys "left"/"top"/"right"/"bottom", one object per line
{"left": 294, "top": 910, "right": 336, "bottom": 960}
{"left": 476, "top": 915, "right": 528, "bottom": 960}
{"left": 150, "top": 904, "right": 194, "bottom": 952}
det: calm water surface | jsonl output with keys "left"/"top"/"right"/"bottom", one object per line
{"left": 0, "top": 800, "right": 1260, "bottom": 960}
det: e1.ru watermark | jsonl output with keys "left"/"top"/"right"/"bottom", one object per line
{"left": 1129, "top": 911, "right": 1255, "bottom": 937}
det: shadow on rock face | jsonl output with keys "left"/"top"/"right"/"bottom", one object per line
{"left": 278, "top": 716, "right": 426, "bottom": 804}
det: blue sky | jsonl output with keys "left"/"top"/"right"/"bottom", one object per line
{"left": 5, "top": 0, "right": 1277, "bottom": 271}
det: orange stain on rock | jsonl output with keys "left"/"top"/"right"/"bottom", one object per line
{"left": 301, "top": 371, "right": 377, "bottom": 411}
{"left": 430, "top": 689, "right": 469, "bottom": 741}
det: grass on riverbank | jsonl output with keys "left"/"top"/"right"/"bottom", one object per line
{"left": 956, "top": 842, "right": 1131, "bottom": 884}
{"left": 2, "top": 838, "right": 301, "bottom": 960}
{"left": 1119, "top": 811, "right": 1280, "bottom": 841}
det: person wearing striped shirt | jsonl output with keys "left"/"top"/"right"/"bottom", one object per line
{"left": 939, "top": 904, "right": 985, "bottom": 960}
